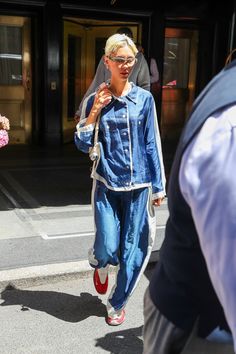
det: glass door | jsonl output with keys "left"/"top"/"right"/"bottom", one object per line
{"left": 62, "top": 20, "right": 85, "bottom": 143}
{"left": 62, "top": 19, "right": 139, "bottom": 143}
{"left": 161, "top": 28, "right": 198, "bottom": 144}
{"left": 0, "top": 16, "right": 32, "bottom": 144}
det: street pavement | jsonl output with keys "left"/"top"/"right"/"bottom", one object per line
{"left": 0, "top": 144, "right": 170, "bottom": 354}
{"left": 0, "top": 144, "right": 169, "bottom": 287}
{"left": 0, "top": 263, "right": 155, "bottom": 354}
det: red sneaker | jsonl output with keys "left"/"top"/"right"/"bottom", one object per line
{"left": 106, "top": 309, "right": 126, "bottom": 326}
{"left": 93, "top": 267, "right": 108, "bottom": 295}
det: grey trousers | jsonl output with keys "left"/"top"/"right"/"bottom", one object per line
{"left": 142, "top": 287, "right": 190, "bottom": 354}
{"left": 142, "top": 287, "right": 235, "bottom": 354}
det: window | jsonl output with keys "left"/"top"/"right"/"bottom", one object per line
{"left": 163, "top": 37, "right": 190, "bottom": 88}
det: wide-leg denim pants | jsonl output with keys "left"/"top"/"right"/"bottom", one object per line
{"left": 89, "top": 180, "right": 156, "bottom": 316}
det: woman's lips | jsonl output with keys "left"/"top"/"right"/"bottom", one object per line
{"left": 120, "top": 71, "right": 129, "bottom": 77}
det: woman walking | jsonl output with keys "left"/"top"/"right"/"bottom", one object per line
{"left": 74, "top": 33, "right": 166, "bottom": 326}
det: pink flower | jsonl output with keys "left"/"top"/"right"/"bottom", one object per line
{"left": 0, "top": 129, "right": 9, "bottom": 148}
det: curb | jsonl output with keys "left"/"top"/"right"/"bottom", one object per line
{"left": 0, "top": 260, "right": 93, "bottom": 290}
{"left": 0, "top": 252, "right": 159, "bottom": 290}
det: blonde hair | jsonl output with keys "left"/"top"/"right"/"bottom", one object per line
{"left": 105, "top": 33, "right": 138, "bottom": 57}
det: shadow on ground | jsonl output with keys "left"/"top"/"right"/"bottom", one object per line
{"left": 93, "top": 263, "right": 156, "bottom": 353}
{"left": 0, "top": 285, "right": 106, "bottom": 322}
{"left": 95, "top": 325, "right": 143, "bottom": 354}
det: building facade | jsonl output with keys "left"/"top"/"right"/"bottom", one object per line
{"left": 0, "top": 0, "right": 235, "bottom": 147}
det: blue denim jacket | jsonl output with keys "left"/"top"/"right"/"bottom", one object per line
{"left": 74, "top": 83, "right": 166, "bottom": 199}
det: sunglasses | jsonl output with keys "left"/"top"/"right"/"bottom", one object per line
{"left": 108, "top": 56, "right": 137, "bottom": 65}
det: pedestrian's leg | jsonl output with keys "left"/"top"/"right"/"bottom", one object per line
{"left": 89, "top": 181, "right": 122, "bottom": 296}
{"left": 143, "top": 287, "right": 190, "bottom": 354}
{"left": 88, "top": 180, "right": 121, "bottom": 268}
{"left": 107, "top": 187, "right": 156, "bottom": 318}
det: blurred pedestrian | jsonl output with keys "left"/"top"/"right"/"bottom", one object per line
{"left": 74, "top": 33, "right": 166, "bottom": 326}
{"left": 149, "top": 56, "right": 161, "bottom": 100}
{"left": 136, "top": 43, "right": 160, "bottom": 104}
{"left": 143, "top": 59, "right": 236, "bottom": 353}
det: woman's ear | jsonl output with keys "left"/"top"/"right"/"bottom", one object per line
{"left": 104, "top": 55, "right": 110, "bottom": 70}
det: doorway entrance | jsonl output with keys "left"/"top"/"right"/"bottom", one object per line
{"left": 62, "top": 18, "right": 140, "bottom": 143}
{"left": 0, "top": 16, "right": 32, "bottom": 144}
{"left": 161, "top": 28, "right": 198, "bottom": 144}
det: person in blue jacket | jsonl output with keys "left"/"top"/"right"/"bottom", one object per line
{"left": 74, "top": 33, "right": 166, "bottom": 326}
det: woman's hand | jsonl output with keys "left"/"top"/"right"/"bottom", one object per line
{"left": 153, "top": 197, "right": 165, "bottom": 207}
{"left": 0, "top": 115, "right": 10, "bottom": 130}
{"left": 92, "top": 82, "right": 112, "bottom": 114}
{"left": 85, "top": 83, "right": 112, "bottom": 126}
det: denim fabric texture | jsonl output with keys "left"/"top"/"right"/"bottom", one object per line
{"left": 75, "top": 83, "right": 165, "bottom": 199}
{"left": 92, "top": 181, "right": 155, "bottom": 313}
{"left": 74, "top": 82, "right": 164, "bottom": 317}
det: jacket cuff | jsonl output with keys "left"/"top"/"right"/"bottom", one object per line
{"left": 152, "top": 191, "right": 166, "bottom": 200}
{"left": 76, "top": 121, "right": 95, "bottom": 132}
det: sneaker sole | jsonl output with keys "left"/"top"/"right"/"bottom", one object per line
{"left": 106, "top": 310, "right": 125, "bottom": 326}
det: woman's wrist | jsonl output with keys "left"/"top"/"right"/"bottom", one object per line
{"left": 85, "top": 111, "right": 100, "bottom": 126}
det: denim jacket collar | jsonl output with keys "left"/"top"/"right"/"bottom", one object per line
{"left": 105, "top": 81, "right": 138, "bottom": 107}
